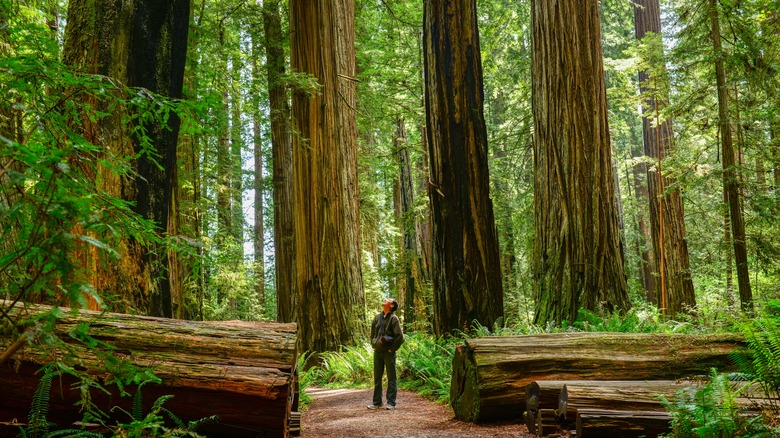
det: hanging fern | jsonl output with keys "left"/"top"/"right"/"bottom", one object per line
{"left": 25, "top": 366, "right": 56, "bottom": 437}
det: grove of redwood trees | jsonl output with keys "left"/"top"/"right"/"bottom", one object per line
{"left": 3, "top": 0, "right": 780, "bottom": 352}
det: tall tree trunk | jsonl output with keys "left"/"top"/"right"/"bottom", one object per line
{"left": 633, "top": 0, "right": 696, "bottom": 316}
{"left": 251, "top": 23, "right": 266, "bottom": 314}
{"left": 263, "top": 0, "right": 294, "bottom": 323}
{"left": 126, "top": 0, "right": 189, "bottom": 318}
{"left": 631, "top": 143, "right": 658, "bottom": 303}
{"left": 62, "top": 0, "right": 189, "bottom": 317}
{"left": 423, "top": 0, "right": 504, "bottom": 336}
{"left": 395, "top": 118, "right": 420, "bottom": 328}
{"left": 290, "top": 0, "right": 365, "bottom": 352}
{"left": 723, "top": 188, "right": 734, "bottom": 304}
{"left": 230, "top": 57, "right": 244, "bottom": 254}
{"left": 490, "top": 89, "right": 517, "bottom": 301}
{"left": 216, "top": 43, "right": 231, "bottom": 246}
{"left": 531, "top": 0, "right": 631, "bottom": 325}
{"left": 709, "top": 0, "right": 753, "bottom": 311}
{"left": 772, "top": 128, "right": 780, "bottom": 198}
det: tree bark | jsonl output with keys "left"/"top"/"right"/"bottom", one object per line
{"left": 62, "top": 0, "right": 189, "bottom": 318}
{"left": 0, "top": 301, "right": 297, "bottom": 437}
{"left": 631, "top": 143, "right": 658, "bottom": 303}
{"left": 290, "top": 0, "right": 365, "bottom": 352}
{"left": 423, "top": 0, "right": 504, "bottom": 336}
{"left": 709, "top": 0, "right": 753, "bottom": 311}
{"left": 634, "top": 0, "right": 696, "bottom": 316}
{"left": 558, "top": 380, "right": 696, "bottom": 415}
{"left": 251, "top": 14, "right": 266, "bottom": 313}
{"left": 576, "top": 409, "right": 671, "bottom": 438}
{"left": 531, "top": 0, "right": 630, "bottom": 325}
{"left": 449, "top": 332, "right": 744, "bottom": 423}
{"left": 395, "top": 119, "right": 421, "bottom": 328}
{"left": 263, "top": 0, "right": 295, "bottom": 323}
{"left": 230, "top": 56, "right": 244, "bottom": 254}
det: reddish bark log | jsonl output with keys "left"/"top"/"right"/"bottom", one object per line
{"left": 0, "top": 302, "right": 298, "bottom": 437}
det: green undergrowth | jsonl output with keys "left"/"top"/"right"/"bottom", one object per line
{"left": 299, "top": 332, "right": 460, "bottom": 407}
{"left": 299, "top": 301, "right": 780, "bottom": 416}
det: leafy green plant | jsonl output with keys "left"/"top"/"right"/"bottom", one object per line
{"left": 18, "top": 366, "right": 56, "bottom": 438}
{"left": 300, "top": 333, "right": 459, "bottom": 405}
{"left": 113, "top": 391, "right": 218, "bottom": 438}
{"left": 396, "top": 333, "right": 458, "bottom": 404}
{"left": 660, "top": 370, "right": 779, "bottom": 438}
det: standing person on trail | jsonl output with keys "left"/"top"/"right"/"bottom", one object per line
{"left": 368, "top": 298, "right": 404, "bottom": 410}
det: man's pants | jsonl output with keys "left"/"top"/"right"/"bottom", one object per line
{"left": 372, "top": 349, "right": 397, "bottom": 406}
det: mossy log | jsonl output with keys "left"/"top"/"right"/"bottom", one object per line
{"left": 0, "top": 301, "right": 298, "bottom": 437}
{"left": 450, "top": 332, "right": 745, "bottom": 422}
{"left": 575, "top": 408, "right": 671, "bottom": 437}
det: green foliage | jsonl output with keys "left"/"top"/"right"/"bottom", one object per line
{"left": 660, "top": 370, "right": 779, "bottom": 438}
{"left": 733, "top": 315, "right": 780, "bottom": 401}
{"left": 308, "top": 344, "right": 375, "bottom": 387}
{"left": 396, "top": 333, "right": 457, "bottom": 404}
{"left": 21, "top": 366, "right": 56, "bottom": 437}
{"left": 113, "top": 393, "right": 218, "bottom": 438}
{"left": 302, "top": 333, "right": 457, "bottom": 405}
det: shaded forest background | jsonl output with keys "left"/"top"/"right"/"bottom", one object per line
{"left": 2, "top": 0, "right": 780, "bottom": 348}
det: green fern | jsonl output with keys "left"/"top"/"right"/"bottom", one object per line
{"left": 734, "top": 318, "right": 780, "bottom": 397}
{"left": 661, "top": 369, "right": 780, "bottom": 437}
{"left": 45, "top": 429, "right": 104, "bottom": 437}
{"left": 131, "top": 384, "right": 146, "bottom": 422}
{"left": 23, "top": 366, "right": 56, "bottom": 437}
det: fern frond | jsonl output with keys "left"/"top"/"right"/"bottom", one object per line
{"left": 186, "top": 415, "right": 220, "bottom": 432}
{"left": 162, "top": 407, "right": 187, "bottom": 429}
{"left": 131, "top": 384, "right": 144, "bottom": 421}
{"left": 28, "top": 367, "right": 55, "bottom": 436}
{"left": 45, "top": 429, "right": 104, "bottom": 437}
{"left": 150, "top": 394, "right": 175, "bottom": 413}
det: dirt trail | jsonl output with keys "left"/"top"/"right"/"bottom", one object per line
{"left": 300, "top": 387, "right": 533, "bottom": 437}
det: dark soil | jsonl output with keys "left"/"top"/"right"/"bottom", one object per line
{"left": 300, "top": 387, "right": 534, "bottom": 437}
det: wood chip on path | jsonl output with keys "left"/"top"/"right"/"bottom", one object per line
{"left": 301, "top": 387, "right": 533, "bottom": 437}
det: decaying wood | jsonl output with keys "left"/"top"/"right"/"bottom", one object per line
{"left": 0, "top": 301, "right": 298, "bottom": 437}
{"left": 450, "top": 332, "right": 745, "bottom": 422}
{"left": 575, "top": 408, "right": 671, "bottom": 438}
{"left": 558, "top": 380, "right": 694, "bottom": 418}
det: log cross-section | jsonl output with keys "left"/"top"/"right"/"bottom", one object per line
{"left": 450, "top": 332, "right": 745, "bottom": 422}
{"left": 0, "top": 302, "right": 298, "bottom": 437}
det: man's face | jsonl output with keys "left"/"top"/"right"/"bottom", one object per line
{"left": 381, "top": 299, "right": 393, "bottom": 312}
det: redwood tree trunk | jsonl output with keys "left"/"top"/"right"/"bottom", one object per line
{"left": 709, "top": 0, "right": 753, "bottom": 311}
{"left": 531, "top": 0, "right": 630, "bottom": 324}
{"left": 263, "top": 0, "right": 295, "bottom": 323}
{"left": 290, "top": 0, "right": 365, "bottom": 352}
{"left": 631, "top": 143, "right": 658, "bottom": 303}
{"left": 395, "top": 118, "right": 420, "bottom": 327}
{"left": 633, "top": 0, "right": 696, "bottom": 316}
{"left": 62, "top": 0, "right": 189, "bottom": 317}
{"left": 423, "top": 0, "right": 504, "bottom": 336}
{"left": 251, "top": 14, "right": 265, "bottom": 312}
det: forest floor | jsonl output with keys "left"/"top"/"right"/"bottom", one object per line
{"left": 300, "top": 387, "right": 535, "bottom": 437}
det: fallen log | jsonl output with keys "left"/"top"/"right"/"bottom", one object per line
{"left": 575, "top": 408, "right": 671, "bottom": 437}
{"left": 0, "top": 301, "right": 298, "bottom": 437}
{"left": 450, "top": 332, "right": 745, "bottom": 422}
{"left": 560, "top": 380, "right": 768, "bottom": 419}
{"left": 558, "top": 380, "right": 694, "bottom": 418}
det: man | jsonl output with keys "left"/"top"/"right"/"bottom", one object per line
{"left": 368, "top": 298, "right": 404, "bottom": 410}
